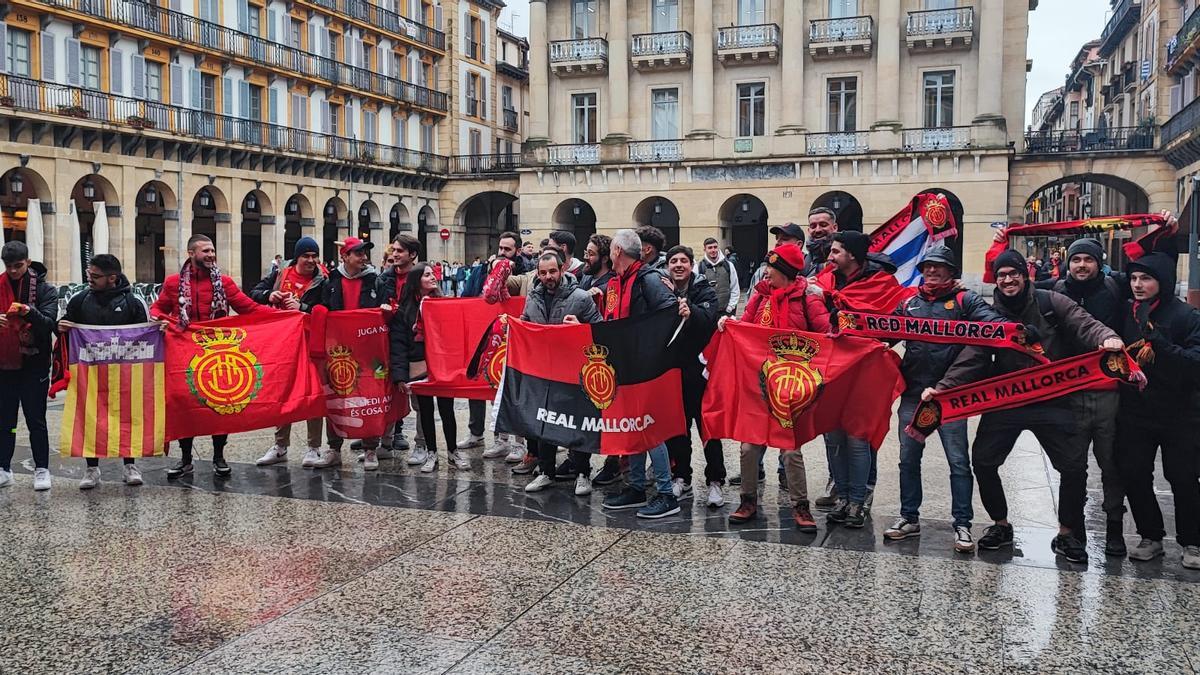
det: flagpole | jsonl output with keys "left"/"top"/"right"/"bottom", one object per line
{"left": 1189, "top": 175, "right": 1199, "bottom": 308}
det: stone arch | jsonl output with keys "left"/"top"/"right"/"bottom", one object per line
{"left": 0, "top": 167, "right": 53, "bottom": 259}
{"left": 632, "top": 197, "right": 681, "bottom": 250}
{"left": 1008, "top": 157, "right": 1177, "bottom": 223}
{"left": 192, "top": 186, "right": 228, "bottom": 251}
{"left": 551, "top": 198, "right": 597, "bottom": 245}
{"left": 718, "top": 193, "right": 769, "bottom": 286}
{"left": 355, "top": 199, "right": 381, "bottom": 242}
{"left": 134, "top": 180, "right": 175, "bottom": 282}
{"left": 69, "top": 174, "right": 121, "bottom": 280}
{"left": 811, "top": 190, "right": 864, "bottom": 233}
{"left": 240, "top": 190, "right": 272, "bottom": 288}
{"left": 284, "top": 193, "right": 313, "bottom": 259}
{"left": 417, "top": 203, "right": 438, "bottom": 259}
{"left": 455, "top": 191, "right": 518, "bottom": 262}
{"left": 389, "top": 201, "right": 412, "bottom": 243}
{"left": 322, "top": 197, "right": 348, "bottom": 267}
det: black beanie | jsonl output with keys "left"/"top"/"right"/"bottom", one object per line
{"left": 1066, "top": 238, "right": 1104, "bottom": 264}
{"left": 992, "top": 249, "right": 1028, "bottom": 277}
{"left": 833, "top": 231, "right": 870, "bottom": 264}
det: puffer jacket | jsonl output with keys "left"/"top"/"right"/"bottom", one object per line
{"left": 895, "top": 287, "right": 1005, "bottom": 394}
{"left": 521, "top": 275, "right": 600, "bottom": 325}
{"left": 741, "top": 277, "right": 831, "bottom": 333}
{"left": 250, "top": 261, "right": 328, "bottom": 313}
{"left": 61, "top": 275, "right": 148, "bottom": 326}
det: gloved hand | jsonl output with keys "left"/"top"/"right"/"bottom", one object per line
{"left": 1022, "top": 324, "right": 1043, "bottom": 345}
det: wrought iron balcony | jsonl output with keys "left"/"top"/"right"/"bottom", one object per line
{"left": 304, "top": 0, "right": 445, "bottom": 51}
{"left": 805, "top": 131, "right": 869, "bottom": 156}
{"left": 0, "top": 75, "right": 449, "bottom": 173}
{"left": 497, "top": 58, "right": 529, "bottom": 81}
{"left": 1162, "top": 95, "right": 1200, "bottom": 169}
{"left": 31, "top": 0, "right": 448, "bottom": 112}
{"left": 905, "top": 7, "right": 974, "bottom": 50}
{"left": 716, "top": 24, "right": 780, "bottom": 64}
{"left": 544, "top": 143, "right": 600, "bottom": 166}
{"left": 549, "top": 38, "right": 608, "bottom": 76}
{"left": 1165, "top": 4, "right": 1200, "bottom": 76}
{"left": 628, "top": 140, "right": 684, "bottom": 163}
{"left": 901, "top": 126, "right": 972, "bottom": 151}
{"left": 1023, "top": 126, "right": 1156, "bottom": 154}
{"left": 502, "top": 108, "right": 519, "bottom": 131}
{"left": 1098, "top": 0, "right": 1140, "bottom": 58}
{"left": 809, "top": 16, "right": 873, "bottom": 58}
{"left": 631, "top": 31, "right": 692, "bottom": 70}
{"left": 450, "top": 153, "right": 520, "bottom": 176}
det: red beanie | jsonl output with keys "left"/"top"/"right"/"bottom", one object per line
{"left": 766, "top": 244, "right": 806, "bottom": 279}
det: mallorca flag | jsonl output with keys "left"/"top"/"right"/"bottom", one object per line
{"left": 701, "top": 321, "right": 904, "bottom": 450}
{"left": 868, "top": 192, "right": 959, "bottom": 287}
{"left": 164, "top": 311, "right": 326, "bottom": 441}
{"left": 496, "top": 309, "right": 686, "bottom": 455}
{"left": 59, "top": 323, "right": 166, "bottom": 458}
{"left": 411, "top": 297, "right": 525, "bottom": 400}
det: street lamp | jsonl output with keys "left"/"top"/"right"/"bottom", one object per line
{"left": 82, "top": 180, "right": 95, "bottom": 200}
{"left": 144, "top": 185, "right": 157, "bottom": 205}
{"left": 9, "top": 173, "right": 23, "bottom": 195}
{"left": 199, "top": 190, "right": 212, "bottom": 208}
{"left": 246, "top": 194, "right": 257, "bottom": 210}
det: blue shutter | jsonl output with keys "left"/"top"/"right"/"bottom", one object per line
{"left": 223, "top": 77, "right": 233, "bottom": 115}
{"left": 40, "top": 32, "right": 56, "bottom": 81}
{"left": 0, "top": 25, "right": 6, "bottom": 74}
{"left": 66, "top": 38, "right": 81, "bottom": 86}
{"left": 131, "top": 55, "right": 145, "bottom": 98}
{"left": 237, "top": 1, "right": 249, "bottom": 32}
{"left": 189, "top": 69, "right": 200, "bottom": 110}
{"left": 110, "top": 50, "right": 124, "bottom": 94}
{"left": 267, "top": 9, "right": 277, "bottom": 42}
{"left": 268, "top": 87, "right": 278, "bottom": 123}
{"left": 170, "top": 63, "right": 183, "bottom": 105}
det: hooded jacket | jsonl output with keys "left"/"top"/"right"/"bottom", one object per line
{"left": 3, "top": 262, "right": 59, "bottom": 368}
{"left": 605, "top": 263, "right": 678, "bottom": 319}
{"left": 61, "top": 275, "right": 148, "bottom": 326}
{"left": 741, "top": 277, "right": 831, "bottom": 333}
{"left": 321, "top": 264, "right": 380, "bottom": 311}
{"left": 250, "top": 260, "right": 328, "bottom": 313}
{"left": 521, "top": 274, "right": 601, "bottom": 326}
{"left": 895, "top": 287, "right": 1004, "bottom": 394}
{"left": 694, "top": 251, "right": 740, "bottom": 315}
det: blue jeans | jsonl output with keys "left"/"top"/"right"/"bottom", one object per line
{"left": 897, "top": 395, "right": 973, "bottom": 529}
{"left": 628, "top": 443, "right": 673, "bottom": 496}
{"left": 825, "top": 430, "right": 873, "bottom": 504}
{"left": 824, "top": 441, "right": 876, "bottom": 489}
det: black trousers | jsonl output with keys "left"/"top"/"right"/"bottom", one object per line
{"left": 417, "top": 395, "right": 457, "bottom": 456}
{"left": 178, "top": 436, "right": 229, "bottom": 463}
{"left": 665, "top": 427, "right": 727, "bottom": 485}
{"left": 468, "top": 399, "right": 485, "bottom": 437}
{"left": 1117, "top": 418, "right": 1200, "bottom": 547}
{"left": 86, "top": 458, "right": 135, "bottom": 467}
{"left": 971, "top": 410, "right": 1088, "bottom": 539}
{"left": 0, "top": 365, "right": 50, "bottom": 471}
{"left": 534, "top": 439, "right": 591, "bottom": 477}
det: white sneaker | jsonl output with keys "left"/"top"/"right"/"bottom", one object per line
{"left": 123, "top": 464, "right": 144, "bottom": 486}
{"left": 0, "top": 469, "right": 12, "bottom": 488}
{"left": 456, "top": 434, "right": 485, "bottom": 450}
{"left": 363, "top": 450, "right": 379, "bottom": 471}
{"left": 525, "top": 474, "right": 554, "bottom": 492}
{"left": 408, "top": 444, "right": 430, "bottom": 466}
{"left": 574, "top": 474, "right": 593, "bottom": 496}
{"left": 1183, "top": 546, "right": 1200, "bottom": 571}
{"left": 256, "top": 445, "right": 289, "bottom": 466}
{"left": 301, "top": 448, "right": 322, "bottom": 468}
{"left": 671, "top": 478, "right": 693, "bottom": 500}
{"left": 420, "top": 453, "right": 438, "bottom": 473}
{"left": 79, "top": 467, "right": 101, "bottom": 490}
{"left": 482, "top": 438, "right": 509, "bottom": 459}
{"left": 375, "top": 447, "right": 394, "bottom": 460}
{"left": 312, "top": 449, "right": 342, "bottom": 469}
{"left": 33, "top": 468, "right": 51, "bottom": 491}
{"left": 504, "top": 442, "right": 526, "bottom": 463}
{"left": 450, "top": 450, "right": 471, "bottom": 470}
{"left": 706, "top": 482, "right": 725, "bottom": 508}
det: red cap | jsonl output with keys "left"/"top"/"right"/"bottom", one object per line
{"left": 766, "top": 243, "right": 806, "bottom": 277}
{"left": 339, "top": 236, "right": 374, "bottom": 254}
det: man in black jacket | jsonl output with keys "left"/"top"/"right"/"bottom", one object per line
{"left": 883, "top": 246, "right": 1004, "bottom": 553}
{"left": 57, "top": 254, "right": 147, "bottom": 489}
{"left": 1116, "top": 253, "right": 1200, "bottom": 569}
{"left": 0, "top": 242, "right": 58, "bottom": 491}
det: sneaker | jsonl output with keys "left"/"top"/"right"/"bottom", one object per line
{"left": 375, "top": 447, "right": 394, "bottom": 460}
{"left": 555, "top": 458, "right": 577, "bottom": 480}
{"left": 255, "top": 445, "right": 288, "bottom": 466}
{"left": 671, "top": 477, "right": 693, "bottom": 500}
{"left": 1105, "top": 519, "right": 1126, "bottom": 557}
{"left": 1051, "top": 534, "right": 1089, "bottom": 564}
{"left": 792, "top": 501, "right": 817, "bottom": 533}
{"left": 123, "top": 464, "right": 143, "bottom": 486}
{"left": 312, "top": 449, "right": 342, "bottom": 469}
{"left": 729, "top": 470, "right": 766, "bottom": 487}
{"left": 79, "top": 467, "right": 101, "bottom": 490}
{"left": 0, "top": 469, "right": 12, "bottom": 488}
{"left": 32, "top": 468, "right": 51, "bottom": 491}
{"left": 602, "top": 486, "right": 648, "bottom": 510}
{"left": 844, "top": 502, "right": 866, "bottom": 528}
{"left": 954, "top": 526, "right": 976, "bottom": 554}
{"left": 525, "top": 474, "right": 554, "bottom": 493}
{"left": 407, "top": 444, "right": 430, "bottom": 466}
{"left": 392, "top": 432, "right": 410, "bottom": 452}
{"left": 166, "top": 462, "right": 193, "bottom": 479}
{"left": 706, "top": 482, "right": 725, "bottom": 508}
{"left": 504, "top": 442, "right": 527, "bottom": 463}
{"left": 301, "top": 448, "right": 321, "bottom": 468}
{"left": 363, "top": 450, "right": 379, "bottom": 471}
{"left": 637, "top": 493, "right": 681, "bottom": 519}
{"left": 1182, "top": 546, "right": 1200, "bottom": 570}
{"left": 482, "top": 441, "right": 509, "bottom": 459}
{"left": 450, "top": 450, "right": 471, "bottom": 470}
{"left": 728, "top": 495, "right": 758, "bottom": 523}
{"left": 884, "top": 517, "right": 921, "bottom": 541}
{"left": 863, "top": 486, "right": 875, "bottom": 514}
{"left": 574, "top": 474, "right": 593, "bottom": 496}
{"left": 814, "top": 478, "right": 838, "bottom": 509}
{"left": 512, "top": 454, "right": 538, "bottom": 475}
{"left": 1127, "top": 538, "right": 1164, "bottom": 561}
{"left": 591, "top": 462, "right": 621, "bottom": 486}
{"left": 778, "top": 469, "right": 788, "bottom": 489}
{"left": 826, "top": 498, "right": 850, "bottom": 524}
{"left": 978, "top": 523, "right": 1015, "bottom": 550}
{"left": 456, "top": 434, "right": 485, "bottom": 450}
{"left": 349, "top": 440, "right": 364, "bottom": 451}
{"left": 213, "top": 458, "right": 232, "bottom": 478}
{"left": 420, "top": 453, "right": 438, "bottom": 474}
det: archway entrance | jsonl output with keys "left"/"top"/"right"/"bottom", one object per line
{"left": 192, "top": 187, "right": 222, "bottom": 251}
{"left": 241, "top": 190, "right": 270, "bottom": 288}
{"left": 633, "top": 197, "right": 681, "bottom": 249}
{"left": 356, "top": 200, "right": 380, "bottom": 243}
{"left": 458, "top": 191, "right": 518, "bottom": 262}
{"left": 718, "top": 194, "right": 768, "bottom": 286}
{"left": 135, "top": 181, "right": 173, "bottom": 282}
{"left": 322, "top": 197, "right": 347, "bottom": 268}
{"left": 1023, "top": 174, "right": 1151, "bottom": 268}
{"left": 417, "top": 205, "right": 437, "bottom": 260}
{"left": 0, "top": 168, "right": 48, "bottom": 250}
{"left": 915, "top": 187, "right": 966, "bottom": 265}
{"left": 551, "top": 198, "right": 597, "bottom": 246}
{"left": 812, "top": 191, "right": 864, "bottom": 233}
{"left": 389, "top": 202, "right": 412, "bottom": 245}
{"left": 283, "top": 194, "right": 311, "bottom": 260}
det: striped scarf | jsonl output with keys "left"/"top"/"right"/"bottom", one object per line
{"left": 177, "top": 259, "right": 228, "bottom": 329}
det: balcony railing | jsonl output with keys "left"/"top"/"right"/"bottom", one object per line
{"left": 1165, "top": 4, "right": 1200, "bottom": 74}
{"left": 1099, "top": 0, "right": 1140, "bottom": 57}
{"left": 810, "top": 16, "right": 873, "bottom": 44}
{"left": 901, "top": 126, "right": 972, "bottom": 151}
{"left": 545, "top": 143, "right": 600, "bottom": 166}
{"left": 628, "top": 140, "right": 684, "bottom": 163}
{"left": 805, "top": 131, "right": 869, "bottom": 156}
{"left": 1023, "top": 126, "right": 1156, "bottom": 154}
{"left": 502, "top": 107, "right": 519, "bottom": 131}
{"left": 717, "top": 23, "right": 780, "bottom": 50}
{"left": 450, "top": 153, "right": 520, "bottom": 175}
{"left": 306, "top": 0, "right": 445, "bottom": 51}
{"left": 1164, "top": 95, "right": 1200, "bottom": 147}
{"left": 631, "top": 31, "right": 692, "bottom": 56}
{"left": 32, "top": 0, "right": 448, "bottom": 112}
{"left": 0, "top": 75, "right": 449, "bottom": 173}
{"left": 549, "top": 38, "right": 608, "bottom": 63}
{"left": 906, "top": 7, "right": 974, "bottom": 36}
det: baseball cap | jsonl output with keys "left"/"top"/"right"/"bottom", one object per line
{"left": 339, "top": 236, "right": 374, "bottom": 254}
{"left": 769, "top": 222, "right": 807, "bottom": 243}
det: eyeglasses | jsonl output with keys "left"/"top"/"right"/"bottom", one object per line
{"left": 995, "top": 271, "right": 1024, "bottom": 281}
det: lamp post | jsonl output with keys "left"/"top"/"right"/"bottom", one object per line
{"left": 1189, "top": 175, "right": 1199, "bottom": 308}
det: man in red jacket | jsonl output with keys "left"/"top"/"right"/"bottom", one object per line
{"left": 150, "top": 234, "right": 264, "bottom": 479}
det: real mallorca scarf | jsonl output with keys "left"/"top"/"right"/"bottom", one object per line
{"left": 177, "top": 259, "right": 228, "bottom": 329}
{"left": 604, "top": 261, "right": 643, "bottom": 320}
{"left": 0, "top": 273, "right": 34, "bottom": 370}
{"left": 905, "top": 348, "right": 1145, "bottom": 441}
{"left": 752, "top": 279, "right": 802, "bottom": 328}
{"left": 836, "top": 310, "right": 1049, "bottom": 364}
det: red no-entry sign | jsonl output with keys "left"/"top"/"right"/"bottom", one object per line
{"left": 439, "top": 228, "right": 450, "bottom": 240}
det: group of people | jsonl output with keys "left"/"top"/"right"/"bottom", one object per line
{"left": 0, "top": 204, "right": 1196, "bottom": 571}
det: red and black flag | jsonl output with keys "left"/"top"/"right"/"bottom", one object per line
{"left": 496, "top": 309, "right": 686, "bottom": 455}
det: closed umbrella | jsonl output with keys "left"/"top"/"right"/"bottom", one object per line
{"left": 25, "top": 198, "right": 44, "bottom": 263}
{"left": 92, "top": 200, "right": 109, "bottom": 255}
{"left": 68, "top": 199, "right": 83, "bottom": 283}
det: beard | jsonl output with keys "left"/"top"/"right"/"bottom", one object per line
{"left": 585, "top": 258, "right": 605, "bottom": 276}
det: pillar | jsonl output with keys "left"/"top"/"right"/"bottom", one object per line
{"left": 689, "top": 0, "right": 715, "bottom": 137}
{"left": 775, "top": 0, "right": 805, "bottom": 134}
{"left": 604, "top": 0, "right": 631, "bottom": 142}
{"left": 527, "top": 0, "right": 550, "bottom": 144}
{"left": 874, "top": 0, "right": 901, "bottom": 128}
{"left": 974, "top": 0, "right": 1004, "bottom": 124}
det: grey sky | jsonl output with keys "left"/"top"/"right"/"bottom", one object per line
{"left": 499, "top": 0, "right": 530, "bottom": 36}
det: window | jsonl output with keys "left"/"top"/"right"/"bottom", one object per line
{"left": 420, "top": 122, "right": 433, "bottom": 153}
{"left": 146, "top": 61, "right": 163, "bottom": 101}
{"left": 5, "top": 28, "right": 31, "bottom": 77}
{"left": 827, "top": 77, "right": 857, "bottom": 132}
{"left": 291, "top": 20, "right": 302, "bottom": 47}
{"left": 922, "top": 71, "right": 954, "bottom": 127}
{"left": 197, "top": 0, "right": 218, "bottom": 21}
{"left": 738, "top": 0, "right": 765, "bottom": 25}
{"left": 327, "top": 30, "right": 338, "bottom": 60}
{"left": 467, "top": 72, "right": 479, "bottom": 116}
{"left": 81, "top": 45, "right": 101, "bottom": 89}
{"left": 248, "top": 84, "right": 263, "bottom": 121}
{"left": 501, "top": 84, "right": 513, "bottom": 111}
{"left": 1069, "top": 100, "right": 1079, "bottom": 130}
{"left": 200, "top": 73, "right": 216, "bottom": 111}
{"left": 328, "top": 102, "right": 340, "bottom": 135}
{"left": 469, "top": 128, "right": 482, "bottom": 155}
{"left": 651, "top": 88, "right": 679, "bottom": 140}
{"left": 467, "top": 16, "right": 481, "bottom": 59}
{"left": 924, "top": 0, "right": 956, "bottom": 8}
{"left": 829, "top": 0, "right": 858, "bottom": 18}
{"left": 652, "top": 0, "right": 679, "bottom": 32}
{"left": 572, "top": 92, "right": 598, "bottom": 143}
{"left": 737, "top": 82, "right": 766, "bottom": 137}
{"left": 247, "top": 4, "right": 260, "bottom": 35}
{"left": 572, "top": 0, "right": 598, "bottom": 39}
{"left": 394, "top": 116, "right": 407, "bottom": 147}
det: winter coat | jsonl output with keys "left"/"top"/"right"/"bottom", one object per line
{"left": 521, "top": 275, "right": 601, "bottom": 326}
{"left": 4, "top": 262, "right": 59, "bottom": 368}
{"left": 607, "top": 264, "right": 678, "bottom": 319}
{"left": 61, "top": 275, "right": 148, "bottom": 327}
{"left": 150, "top": 266, "right": 260, "bottom": 323}
{"left": 1046, "top": 273, "right": 1128, "bottom": 332}
{"left": 249, "top": 262, "right": 328, "bottom": 313}
{"left": 320, "top": 266, "right": 380, "bottom": 311}
{"left": 895, "top": 288, "right": 1005, "bottom": 395}
{"left": 741, "top": 277, "right": 832, "bottom": 333}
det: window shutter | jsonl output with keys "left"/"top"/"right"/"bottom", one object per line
{"left": 189, "top": 69, "right": 200, "bottom": 109}
{"left": 321, "top": 99, "right": 331, "bottom": 133}
{"left": 365, "top": 111, "right": 375, "bottom": 143}
{"left": 481, "top": 21, "right": 487, "bottom": 63}
{"left": 480, "top": 75, "right": 487, "bottom": 119}
{"left": 431, "top": 63, "right": 439, "bottom": 88}
{"left": 268, "top": 87, "right": 278, "bottom": 123}
{"left": 238, "top": 80, "right": 249, "bottom": 118}
{"left": 131, "top": 55, "right": 145, "bottom": 98}
{"left": 0, "top": 25, "right": 6, "bottom": 74}
{"left": 1170, "top": 84, "right": 1183, "bottom": 116}
{"left": 170, "top": 63, "right": 184, "bottom": 104}
{"left": 66, "top": 38, "right": 81, "bottom": 86}
{"left": 237, "top": 1, "right": 249, "bottom": 32}
{"left": 308, "top": 24, "right": 317, "bottom": 55}
{"left": 223, "top": 77, "right": 233, "bottom": 115}
{"left": 378, "top": 45, "right": 386, "bottom": 75}
{"left": 344, "top": 31, "right": 352, "bottom": 64}
{"left": 434, "top": 5, "right": 442, "bottom": 29}
{"left": 267, "top": 9, "right": 277, "bottom": 41}
{"left": 40, "top": 32, "right": 55, "bottom": 81}
{"left": 110, "top": 50, "right": 124, "bottom": 94}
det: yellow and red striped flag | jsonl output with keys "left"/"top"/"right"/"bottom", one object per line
{"left": 59, "top": 323, "right": 166, "bottom": 458}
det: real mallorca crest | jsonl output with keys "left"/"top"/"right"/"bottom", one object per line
{"left": 579, "top": 343, "right": 617, "bottom": 410}
{"left": 484, "top": 334, "right": 508, "bottom": 389}
{"left": 326, "top": 344, "right": 360, "bottom": 397}
{"left": 921, "top": 194, "right": 951, "bottom": 233}
{"left": 186, "top": 327, "right": 264, "bottom": 415}
{"left": 759, "top": 333, "right": 824, "bottom": 429}
{"left": 837, "top": 312, "right": 859, "bottom": 332}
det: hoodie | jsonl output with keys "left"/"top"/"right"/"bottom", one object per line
{"left": 695, "top": 251, "right": 741, "bottom": 315}
{"left": 321, "top": 263, "right": 380, "bottom": 311}
{"left": 61, "top": 275, "right": 148, "bottom": 327}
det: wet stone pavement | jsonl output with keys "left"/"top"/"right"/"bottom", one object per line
{"left": 1, "top": 398, "right": 1198, "bottom": 674}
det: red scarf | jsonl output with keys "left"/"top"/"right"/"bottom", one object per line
{"left": 918, "top": 279, "right": 960, "bottom": 302}
{"left": 752, "top": 279, "right": 800, "bottom": 328}
{"left": 604, "top": 261, "right": 643, "bottom": 320}
{"left": 278, "top": 265, "right": 316, "bottom": 300}
{"left": 0, "top": 274, "right": 32, "bottom": 370}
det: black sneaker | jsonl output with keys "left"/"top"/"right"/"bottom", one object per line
{"left": 778, "top": 469, "right": 788, "bottom": 489}
{"left": 1052, "top": 534, "right": 1089, "bottom": 564}
{"left": 213, "top": 458, "right": 232, "bottom": 478}
{"left": 166, "top": 462, "right": 193, "bottom": 479}
{"left": 554, "top": 458, "right": 576, "bottom": 481}
{"left": 1105, "top": 519, "right": 1127, "bottom": 557}
{"left": 591, "top": 462, "right": 621, "bottom": 486}
{"left": 729, "top": 470, "right": 766, "bottom": 487}
{"left": 350, "top": 440, "right": 365, "bottom": 451}
{"left": 636, "top": 493, "right": 681, "bottom": 519}
{"left": 602, "top": 486, "right": 648, "bottom": 510}
{"left": 978, "top": 523, "right": 1015, "bottom": 550}
{"left": 844, "top": 502, "right": 866, "bottom": 528}
{"left": 826, "top": 499, "right": 850, "bottom": 524}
